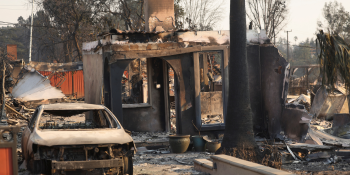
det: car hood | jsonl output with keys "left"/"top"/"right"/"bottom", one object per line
{"left": 31, "top": 129, "right": 134, "bottom": 147}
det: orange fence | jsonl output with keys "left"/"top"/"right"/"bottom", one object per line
{"left": 39, "top": 70, "right": 85, "bottom": 98}
{"left": 0, "top": 148, "right": 13, "bottom": 175}
{"left": 0, "top": 126, "right": 19, "bottom": 175}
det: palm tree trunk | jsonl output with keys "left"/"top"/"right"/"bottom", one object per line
{"left": 219, "top": 0, "right": 257, "bottom": 151}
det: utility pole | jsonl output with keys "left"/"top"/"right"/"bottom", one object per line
{"left": 29, "top": 0, "right": 34, "bottom": 62}
{"left": 0, "top": 61, "right": 7, "bottom": 125}
{"left": 285, "top": 30, "right": 292, "bottom": 61}
{"left": 273, "top": 17, "right": 275, "bottom": 45}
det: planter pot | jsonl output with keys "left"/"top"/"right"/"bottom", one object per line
{"left": 168, "top": 135, "right": 190, "bottom": 153}
{"left": 192, "top": 135, "right": 207, "bottom": 152}
{"left": 206, "top": 142, "right": 221, "bottom": 153}
{"left": 187, "top": 142, "right": 193, "bottom": 151}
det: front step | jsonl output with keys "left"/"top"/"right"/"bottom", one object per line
{"left": 194, "top": 159, "right": 214, "bottom": 174}
{"left": 194, "top": 155, "right": 295, "bottom": 175}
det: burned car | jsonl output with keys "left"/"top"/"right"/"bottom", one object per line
{"left": 21, "top": 103, "right": 136, "bottom": 175}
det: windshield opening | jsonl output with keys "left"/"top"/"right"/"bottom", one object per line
{"left": 38, "top": 109, "right": 120, "bottom": 130}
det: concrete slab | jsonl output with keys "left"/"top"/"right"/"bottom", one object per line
{"left": 194, "top": 155, "right": 294, "bottom": 175}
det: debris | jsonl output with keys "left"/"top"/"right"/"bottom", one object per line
{"left": 175, "top": 158, "right": 192, "bottom": 165}
{"left": 289, "top": 94, "right": 311, "bottom": 111}
{"left": 310, "top": 86, "right": 348, "bottom": 120}
{"left": 5, "top": 103, "right": 26, "bottom": 120}
{"left": 308, "top": 126, "right": 350, "bottom": 147}
{"left": 329, "top": 114, "right": 350, "bottom": 138}
{"left": 285, "top": 142, "right": 299, "bottom": 161}
{"left": 12, "top": 71, "right": 65, "bottom": 102}
{"left": 7, "top": 118, "right": 19, "bottom": 125}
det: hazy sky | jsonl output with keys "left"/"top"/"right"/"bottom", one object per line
{"left": 217, "top": 0, "right": 350, "bottom": 43}
{"left": 1, "top": 0, "right": 350, "bottom": 44}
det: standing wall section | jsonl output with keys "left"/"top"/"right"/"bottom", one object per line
{"left": 83, "top": 54, "right": 104, "bottom": 105}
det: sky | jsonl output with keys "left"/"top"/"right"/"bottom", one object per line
{"left": 1, "top": 0, "right": 350, "bottom": 44}
{"left": 216, "top": 0, "right": 350, "bottom": 43}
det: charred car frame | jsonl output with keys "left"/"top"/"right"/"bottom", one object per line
{"left": 21, "top": 103, "right": 136, "bottom": 175}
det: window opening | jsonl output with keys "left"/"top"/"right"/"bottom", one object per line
{"left": 199, "top": 51, "right": 224, "bottom": 125}
{"left": 121, "top": 58, "right": 149, "bottom": 104}
{"left": 168, "top": 66, "right": 176, "bottom": 133}
{"left": 38, "top": 109, "right": 120, "bottom": 130}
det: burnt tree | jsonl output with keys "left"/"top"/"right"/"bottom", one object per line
{"left": 219, "top": 0, "right": 257, "bottom": 151}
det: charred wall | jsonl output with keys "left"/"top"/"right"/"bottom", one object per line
{"left": 163, "top": 53, "right": 198, "bottom": 135}
{"left": 108, "top": 58, "right": 165, "bottom": 132}
{"left": 260, "top": 46, "right": 289, "bottom": 139}
{"left": 83, "top": 54, "right": 104, "bottom": 105}
{"left": 246, "top": 45, "right": 265, "bottom": 136}
{"left": 106, "top": 53, "right": 197, "bottom": 134}
{"left": 123, "top": 58, "right": 166, "bottom": 132}
{"left": 83, "top": 44, "right": 291, "bottom": 137}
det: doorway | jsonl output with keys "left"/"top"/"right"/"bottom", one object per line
{"left": 168, "top": 65, "right": 176, "bottom": 133}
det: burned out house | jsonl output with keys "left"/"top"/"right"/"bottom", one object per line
{"left": 82, "top": 0, "right": 306, "bottom": 141}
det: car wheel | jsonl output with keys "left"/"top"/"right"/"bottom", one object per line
{"left": 34, "top": 160, "right": 51, "bottom": 174}
{"left": 123, "top": 155, "right": 133, "bottom": 175}
{"left": 27, "top": 153, "right": 51, "bottom": 174}
{"left": 27, "top": 153, "right": 34, "bottom": 172}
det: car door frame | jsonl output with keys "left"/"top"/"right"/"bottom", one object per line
{"left": 22, "top": 106, "right": 41, "bottom": 161}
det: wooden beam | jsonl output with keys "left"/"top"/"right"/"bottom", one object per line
{"left": 110, "top": 45, "right": 229, "bottom": 63}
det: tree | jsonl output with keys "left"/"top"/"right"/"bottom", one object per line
{"left": 246, "top": 0, "right": 288, "bottom": 39}
{"left": 100, "top": 0, "right": 145, "bottom": 31}
{"left": 23, "top": 10, "right": 65, "bottom": 62}
{"left": 317, "top": 1, "right": 350, "bottom": 43}
{"left": 275, "top": 37, "right": 287, "bottom": 58}
{"left": 179, "top": 0, "right": 225, "bottom": 31}
{"left": 34, "top": 0, "right": 146, "bottom": 62}
{"left": 38, "top": 0, "right": 103, "bottom": 62}
{"left": 317, "top": 30, "right": 350, "bottom": 90}
{"left": 0, "top": 21, "right": 29, "bottom": 62}
{"left": 34, "top": 0, "right": 186, "bottom": 63}
{"left": 219, "top": 0, "right": 257, "bottom": 152}
{"left": 291, "top": 38, "right": 317, "bottom": 66}
{"left": 174, "top": 0, "right": 185, "bottom": 29}
{"left": 101, "top": 0, "right": 185, "bottom": 30}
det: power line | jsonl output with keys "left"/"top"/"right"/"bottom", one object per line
{"left": 0, "top": 21, "right": 16, "bottom": 25}
{"left": 0, "top": 8, "right": 30, "bottom": 10}
{"left": 0, "top": 5, "right": 27, "bottom": 6}
{"left": 275, "top": 43, "right": 316, "bottom": 48}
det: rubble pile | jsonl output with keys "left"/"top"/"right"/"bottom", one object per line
{"left": 170, "top": 108, "right": 176, "bottom": 133}
{"left": 310, "top": 119, "right": 332, "bottom": 131}
{"left": 275, "top": 85, "right": 350, "bottom": 174}
{"left": 131, "top": 131, "right": 170, "bottom": 143}
{"left": 201, "top": 114, "right": 224, "bottom": 125}
{"left": 134, "top": 146, "right": 212, "bottom": 174}
{"left": 3, "top": 58, "right": 350, "bottom": 174}
{"left": 0, "top": 60, "right": 88, "bottom": 174}
{"left": 288, "top": 94, "right": 311, "bottom": 112}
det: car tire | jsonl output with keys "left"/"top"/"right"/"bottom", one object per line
{"left": 33, "top": 160, "right": 51, "bottom": 174}
{"left": 123, "top": 155, "right": 133, "bottom": 175}
{"left": 26, "top": 153, "right": 34, "bottom": 172}
{"left": 27, "top": 154, "right": 50, "bottom": 175}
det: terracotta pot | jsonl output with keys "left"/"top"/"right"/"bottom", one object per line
{"left": 206, "top": 142, "right": 221, "bottom": 153}
{"left": 168, "top": 135, "right": 190, "bottom": 153}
